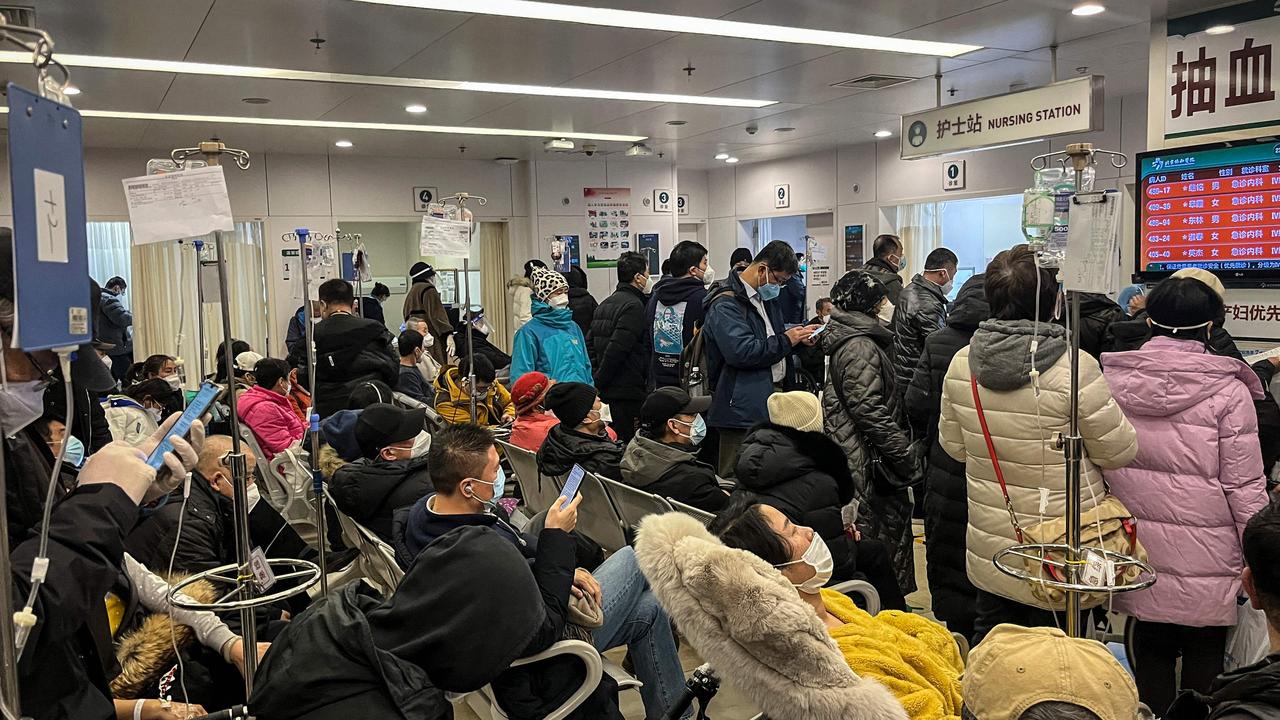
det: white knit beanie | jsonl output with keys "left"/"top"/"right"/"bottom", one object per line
{"left": 767, "top": 391, "right": 823, "bottom": 433}
{"left": 1171, "top": 267, "right": 1226, "bottom": 301}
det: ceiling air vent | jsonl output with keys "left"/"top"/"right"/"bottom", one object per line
{"left": 0, "top": 6, "right": 36, "bottom": 27}
{"left": 830, "top": 74, "right": 915, "bottom": 90}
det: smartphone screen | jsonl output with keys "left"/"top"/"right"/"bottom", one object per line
{"left": 810, "top": 324, "right": 829, "bottom": 339}
{"left": 145, "top": 381, "right": 220, "bottom": 470}
{"left": 559, "top": 464, "right": 586, "bottom": 509}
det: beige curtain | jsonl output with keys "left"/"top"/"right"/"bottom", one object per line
{"left": 895, "top": 202, "right": 945, "bottom": 277}
{"left": 132, "top": 222, "right": 270, "bottom": 385}
{"left": 478, "top": 222, "right": 511, "bottom": 351}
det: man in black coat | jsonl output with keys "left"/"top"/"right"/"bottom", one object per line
{"left": 330, "top": 404, "right": 432, "bottom": 542}
{"left": 890, "top": 246, "right": 956, "bottom": 403}
{"left": 588, "top": 252, "right": 651, "bottom": 442}
{"left": 1069, "top": 292, "right": 1126, "bottom": 359}
{"left": 562, "top": 265, "right": 598, "bottom": 338}
{"left": 619, "top": 387, "right": 728, "bottom": 512}
{"left": 862, "top": 234, "right": 906, "bottom": 305}
{"left": 536, "top": 382, "right": 626, "bottom": 482}
{"left": 289, "top": 278, "right": 398, "bottom": 419}
{"left": 356, "top": 281, "right": 389, "bottom": 326}
{"left": 904, "top": 273, "right": 989, "bottom": 641}
{"left": 795, "top": 297, "right": 833, "bottom": 391}
{"left": 647, "top": 241, "right": 712, "bottom": 389}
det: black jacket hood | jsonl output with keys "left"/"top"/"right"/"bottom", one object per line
{"left": 654, "top": 275, "right": 707, "bottom": 305}
{"left": 945, "top": 274, "right": 989, "bottom": 332}
{"left": 820, "top": 308, "right": 892, "bottom": 357}
{"left": 735, "top": 423, "right": 855, "bottom": 504}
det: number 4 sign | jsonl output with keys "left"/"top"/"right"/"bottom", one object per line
{"left": 775, "top": 184, "right": 790, "bottom": 209}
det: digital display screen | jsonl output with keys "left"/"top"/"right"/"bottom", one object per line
{"left": 1137, "top": 140, "right": 1280, "bottom": 281}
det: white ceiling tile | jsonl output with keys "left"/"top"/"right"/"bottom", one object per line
{"left": 32, "top": 0, "right": 213, "bottom": 58}
{"left": 156, "top": 75, "right": 357, "bottom": 118}
{"left": 722, "top": 0, "right": 1001, "bottom": 38}
{"left": 319, "top": 86, "right": 513, "bottom": 125}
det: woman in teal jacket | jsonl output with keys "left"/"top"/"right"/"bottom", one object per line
{"left": 510, "top": 267, "right": 594, "bottom": 386}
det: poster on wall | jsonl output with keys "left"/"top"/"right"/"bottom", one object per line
{"left": 1165, "top": 3, "right": 1280, "bottom": 142}
{"left": 585, "top": 187, "right": 632, "bottom": 268}
{"left": 637, "top": 233, "right": 660, "bottom": 275}
{"left": 844, "top": 225, "right": 865, "bottom": 270}
{"left": 551, "top": 235, "right": 580, "bottom": 273}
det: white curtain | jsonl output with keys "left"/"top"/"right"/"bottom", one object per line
{"left": 87, "top": 222, "right": 134, "bottom": 308}
{"left": 895, "top": 202, "right": 945, "bottom": 277}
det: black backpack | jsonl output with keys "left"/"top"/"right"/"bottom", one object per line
{"left": 680, "top": 289, "right": 735, "bottom": 395}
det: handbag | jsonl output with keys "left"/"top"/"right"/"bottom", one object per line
{"left": 969, "top": 375, "right": 1146, "bottom": 609}
{"left": 562, "top": 590, "right": 604, "bottom": 643}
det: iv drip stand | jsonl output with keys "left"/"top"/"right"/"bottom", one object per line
{"left": 193, "top": 239, "right": 209, "bottom": 382}
{"left": 296, "top": 229, "right": 329, "bottom": 596}
{"left": 435, "top": 192, "right": 487, "bottom": 424}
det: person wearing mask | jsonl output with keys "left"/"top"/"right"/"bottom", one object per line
{"left": 124, "top": 354, "right": 184, "bottom": 416}
{"left": 1167, "top": 502, "right": 1280, "bottom": 720}
{"left": 395, "top": 329, "right": 433, "bottom": 405}
{"left": 232, "top": 350, "right": 263, "bottom": 398}
{"left": 509, "top": 371, "right": 559, "bottom": 452}
{"left": 213, "top": 339, "right": 251, "bottom": 384}
{"left": 779, "top": 252, "right": 808, "bottom": 326}
{"left": 904, "top": 274, "right": 989, "bottom": 642}
{"left": 358, "top": 281, "right": 390, "bottom": 326}
{"left": 537, "top": 381, "right": 625, "bottom": 481}
{"left": 822, "top": 269, "right": 921, "bottom": 597}
{"left": 104, "top": 378, "right": 173, "bottom": 446}
{"left": 238, "top": 357, "right": 306, "bottom": 459}
{"left": 1100, "top": 276, "right": 1270, "bottom": 714}
{"left": 286, "top": 366, "right": 312, "bottom": 423}
{"left": 99, "top": 276, "right": 134, "bottom": 382}
{"left": 508, "top": 259, "right": 547, "bottom": 334}
{"left": 647, "top": 241, "right": 712, "bottom": 390}
{"left": 563, "top": 265, "right": 598, "bottom": 338}
{"left": 729, "top": 247, "right": 753, "bottom": 273}
{"left": 285, "top": 302, "right": 319, "bottom": 352}
{"left": 703, "top": 240, "right": 820, "bottom": 477}
{"left": 434, "top": 353, "right": 514, "bottom": 427}
{"left": 289, "top": 279, "right": 398, "bottom": 419}
{"left": 588, "top": 251, "right": 651, "bottom": 442}
{"left": 453, "top": 310, "right": 512, "bottom": 375}
{"left": 398, "top": 424, "right": 688, "bottom": 720}
{"left": 735, "top": 390, "right": 907, "bottom": 608}
{"left": 891, "top": 247, "right": 957, "bottom": 403}
{"left": 862, "top": 234, "right": 906, "bottom": 306}
{"left": 330, "top": 403, "right": 433, "bottom": 542}
{"left": 620, "top": 387, "right": 728, "bottom": 512}
{"left": 510, "top": 267, "right": 593, "bottom": 385}
{"left": 403, "top": 262, "right": 452, "bottom": 365}
{"left": 796, "top": 297, "right": 833, "bottom": 391}
{"left": 939, "top": 244, "right": 1138, "bottom": 644}
{"left": 404, "top": 315, "right": 442, "bottom": 384}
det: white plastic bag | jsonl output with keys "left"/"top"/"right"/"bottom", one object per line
{"left": 1225, "top": 599, "right": 1270, "bottom": 671}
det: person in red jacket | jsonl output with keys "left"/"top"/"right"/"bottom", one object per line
{"left": 238, "top": 357, "right": 306, "bottom": 458}
{"left": 509, "top": 371, "right": 558, "bottom": 452}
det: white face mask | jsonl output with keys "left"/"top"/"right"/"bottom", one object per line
{"left": 164, "top": 374, "right": 182, "bottom": 391}
{"left": 642, "top": 275, "right": 656, "bottom": 293}
{"left": 0, "top": 380, "right": 46, "bottom": 434}
{"left": 877, "top": 299, "right": 895, "bottom": 325}
{"left": 549, "top": 294, "right": 570, "bottom": 309}
{"left": 410, "top": 430, "right": 431, "bottom": 459}
{"left": 775, "top": 533, "right": 834, "bottom": 595}
{"left": 283, "top": 382, "right": 292, "bottom": 396}
{"left": 701, "top": 266, "right": 715, "bottom": 288}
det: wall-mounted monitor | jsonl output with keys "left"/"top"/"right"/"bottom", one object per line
{"left": 1136, "top": 139, "right": 1280, "bottom": 284}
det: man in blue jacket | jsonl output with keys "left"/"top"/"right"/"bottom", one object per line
{"left": 703, "top": 240, "right": 820, "bottom": 477}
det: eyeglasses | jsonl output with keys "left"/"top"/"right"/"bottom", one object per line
{"left": 25, "top": 353, "right": 58, "bottom": 391}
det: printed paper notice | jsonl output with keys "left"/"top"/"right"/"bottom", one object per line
{"left": 420, "top": 215, "right": 471, "bottom": 257}
{"left": 1061, "top": 190, "right": 1121, "bottom": 294}
{"left": 121, "top": 165, "right": 234, "bottom": 245}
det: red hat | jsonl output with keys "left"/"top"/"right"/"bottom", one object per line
{"left": 512, "top": 372, "right": 552, "bottom": 415}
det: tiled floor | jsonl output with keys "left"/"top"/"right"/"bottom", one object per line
{"left": 455, "top": 522, "right": 934, "bottom": 720}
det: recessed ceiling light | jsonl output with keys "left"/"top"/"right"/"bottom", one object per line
{"left": 62, "top": 85, "right": 81, "bottom": 96}
{"left": 405, "top": 103, "right": 428, "bottom": 113}
{"left": 714, "top": 152, "right": 730, "bottom": 160}
{"left": 666, "top": 120, "right": 688, "bottom": 126}
{"left": 1071, "top": 3, "right": 1105, "bottom": 16}
{"left": 725, "top": 157, "right": 740, "bottom": 164}
{"left": 1205, "top": 24, "right": 1235, "bottom": 35}
{"left": 774, "top": 127, "right": 795, "bottom": 133}
{"left": 241, "top": 96, "right": 270, "bottom": 104}
{"left": 874, "top": 129, "right": 892, "bottom": 138}
{"left": 334, "top": 139, "right": 354, "bottom": 148}
{"left": 0, "top": 52, "right": 777, "bottom": 108}
{"left": 351, "top": 0, "right": 982, "bottom": 56}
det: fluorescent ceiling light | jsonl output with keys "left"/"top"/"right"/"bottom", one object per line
{"left": 1071, "top": 3, "right": 1105, "bottom": 16}
{"left": 351, "top": 0, "right": 982, "bottom": 56}
{"left": 874, "top": 129, "right": 892, "bottom": 138}
{"left": 725, "top": 157, "right": 740, "bottom": 164}
{"left": 1205, "top": 24, "right": 1235, "bottom": 35}
{"left": 0, "top": 51, "right": 775, "bottom": 108}
{"left": 714, "top": 152, "right": 730, "bottom": 160}
{"left": 62, "top": 85, "right": 81, "bottom": 96}
{"left": 334, "top": 139, "right": 354, "bottom": 148}
{"left": 405, "top": 103, "right": 428, "bottom": 113}
{"left": 0, "top": 106, "right": 647, "bottom": 142}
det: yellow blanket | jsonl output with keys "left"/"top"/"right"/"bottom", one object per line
{"left": 822, "top": 589, "right": 964, "bottom": 720}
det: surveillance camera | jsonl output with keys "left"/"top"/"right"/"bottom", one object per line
{"left": 746, "top": 124, "right": 759, "bottom": 135}
{"left": 583, "top": 143, "right": 598, "bottom": 156}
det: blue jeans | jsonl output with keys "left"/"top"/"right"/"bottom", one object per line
{"left": 590, "top": 546, "right": 690, "bottom": 719}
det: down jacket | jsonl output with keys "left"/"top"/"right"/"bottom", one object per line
{"left": 890, "top": 274, "right": 947, "bottom": 402}
{"left": 288, "top": 313, "right": 398, "bottom": 419}
{"left": 588, "top": 283, "right": 649, "bottom": 403}
{"left": 507, "top": 276, "right": 534, "bottom": 333}
{"left": 863, "top": 257, "right": 905, "bottom": 306}
{"left": 634, "top": 512, "right": 908, "bottom": 720}
{"left": 734, "top": 423, "right": 860, "bottom": 583}
{"left": 619, "top": 433, "right": 728, "bottom": 512}
{"left": 939, "top": 319, "right": 1138, "bottom": 610}
{"left": 536, "top": 424, "right": 625, "bottom": 482}
{"left": 510, "top": 299, "right": 594, "bottom": 386}
{"left": 433, "top": 365, "right": 514, "bottom": 427}
{"left": 1101, "top": 336, "right": 1269, "bottom": 627}
{"left": 821, "top": 308, "right": 921, "bottom": 594}
{"left": 330, "top": 456, "right": 434, "bottom": 543}
{"left": 238, "top": 384, "right": 306, "bottom": 458}
{"left": 903, "top": 274, "right": 988, "bottom": 635}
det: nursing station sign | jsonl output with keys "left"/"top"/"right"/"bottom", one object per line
{"left": 900, "top": 76, "right": 1104, "bottom": 160}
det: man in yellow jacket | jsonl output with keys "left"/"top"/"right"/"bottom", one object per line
{"left": 434, "top": 353, "right": 515, "bottom": 427}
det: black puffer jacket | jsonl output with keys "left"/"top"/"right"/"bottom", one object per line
{"left": 890, "top": 274, "right": 947, "bottom": 401}
{"left": 563, "top": 268, "right": 598, "bottom": 338}
{"left": 536, "top": 424, "right": 625, "bottom": 482}
{"left": 330, "top": 456, "right": 433, "bottom": 542}
{"left": 1167, "top": 653, "right": 1280, "bottom": 720}
{"left": 862, "top": 257, "right": 904, "bottom": 305}
{"left": 588, "top": 283, "right": 649, "bottom": 402}
{"left": 289, "top": 313, "right": 398, "bottom": 419}
{"left": 734, "top": 423, "right": 860, "bottom": 582}
{"left": 821, "top": 308, "right": 921, "bottom": 594}
{"left": 904, "top": 274, "right": 988, "bottom": 636}
{"left": 619, "top": 433, "right": 728, "bottom": 512}
{"left": 1066, "top": 292, "right": 1125, "bottom": 359}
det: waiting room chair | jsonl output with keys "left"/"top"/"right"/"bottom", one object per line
{"left": 237, "top": 428, "right": 320, "bottom": 549}
{"left": 577, "top": 472, "right": 628, "bottom": 553}
{"left": 666, "top": 497, "right": 716, "bottom": 527}
{"left": 446, "top": 639, "right": 603, "bottom": 720}
{"left": 325, "top": 490, "right": 405, "bottom": 595}
{"left": 496, "top": 440, "right": 562, "bottom": 515}
{"left": 392, "top": 391, "right": 445, "bottom": 433}
{"left": 600, "top": 477, "right": 674, "bottom": 529}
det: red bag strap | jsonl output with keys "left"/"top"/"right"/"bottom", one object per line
{"left": 970, "top": 374, "right": 1025, "bottom": 543}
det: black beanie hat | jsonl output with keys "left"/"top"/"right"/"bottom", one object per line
{"left": 543, "top": 382, "right": 597, "bottom": 428}
{"left": 831, "top": 270, "right": 887, "bottom": 315}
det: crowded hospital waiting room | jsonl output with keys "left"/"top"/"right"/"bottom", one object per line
{"left": 4, "top": 1, "right": 1280, "bottom": 719}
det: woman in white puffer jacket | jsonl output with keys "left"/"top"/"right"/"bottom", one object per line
{"left": 507, "top": 259, "right": 546, "bottom": 335}
{"left": 938, "top": 244, "right": 1137, "bottom": 644}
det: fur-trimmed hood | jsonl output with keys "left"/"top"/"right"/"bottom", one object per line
{"left": 634, "top": 512, "right": 907, "bottom": 720}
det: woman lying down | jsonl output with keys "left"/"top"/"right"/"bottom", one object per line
{"left": 635, "top": 494, "right": 963, "bottom": 720}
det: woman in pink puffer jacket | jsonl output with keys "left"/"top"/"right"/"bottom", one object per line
{"left": 1101, "top": 276, "right": 1271, "bottom": 715}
